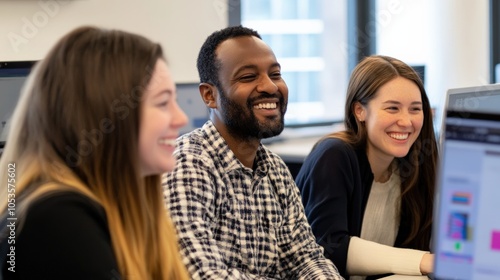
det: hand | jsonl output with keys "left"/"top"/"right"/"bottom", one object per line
{"left": 419, "top": 253, "right": 434, "bottom": 275}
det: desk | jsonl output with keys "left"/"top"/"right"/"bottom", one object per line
{"left": 264, "top": 123, "right": 343, "bottom": 163}
{"left": 264, "top": 136, "right": 321, "bottom": 163}
{"left": 263, "top": 124, "right": 343, "bottom": 178}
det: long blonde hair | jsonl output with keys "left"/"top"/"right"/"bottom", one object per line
{"left": 0, "top": 26, "right": 189, "bottom": 279}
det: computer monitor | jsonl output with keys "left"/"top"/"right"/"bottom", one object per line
{"left": 445, "top": 84, "right": 500, "bottom": 114}
{"left": 0, "top": 61, "right": 37, "bottom": 149}
{"left": 432, "top": 83, "right": 500, "bottom": 279}
{"left": 175, "top": 82, "right": 209, "bottom": 135}
{"left": 411, "top": 65, "right": 425, "bottom": 86}
{"left": 438, "top": 83, "right": 500, "bottom": 146}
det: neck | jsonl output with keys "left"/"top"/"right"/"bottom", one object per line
{"left": 373, "top": 167, "right": 392, "bottom": 183}
{"left": 366, "top": 149, "right": 394, "bottom": 183}
{"left": 214, "top": 122, "right": 260, "bottom": 169}
{"left": 228, "top": 138, "right": 259, "bottom": 169}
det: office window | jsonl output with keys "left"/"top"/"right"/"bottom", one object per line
{"left": 240, "top": 0, "right": 349, "bottom": 126}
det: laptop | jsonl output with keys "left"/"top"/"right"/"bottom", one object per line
{"left": 432, "top": 84, "right": 500, "bottom": 280}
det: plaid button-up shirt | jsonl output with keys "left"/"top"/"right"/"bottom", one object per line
{"left": 163, "top": 121, "right": 342, "bottom": 280}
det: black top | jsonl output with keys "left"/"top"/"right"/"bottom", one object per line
{"left": 296, "top": 138, "right": 412, "bottom": 279}
{"left": 1, "top": 192, "right": 120, "bottom": 279}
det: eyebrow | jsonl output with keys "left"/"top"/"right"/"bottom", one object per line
{"left": 383, "top": 100, "right": 422, "bottom": 105}
{"left": 233, "top": 62, "right": 281, "bottom": 76}
{"left": 152, "top": 89, "right": 173, "bottom": 98}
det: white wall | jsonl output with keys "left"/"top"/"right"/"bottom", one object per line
{"left": 0, "top": 0, "right": 228, "bottom": 83}
{"left": 376, "top": 0, "right": 490, "bottom": 112}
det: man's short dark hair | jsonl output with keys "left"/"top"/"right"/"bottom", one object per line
{"left": 196, "top": 25, "right": 261, "bottom": 88}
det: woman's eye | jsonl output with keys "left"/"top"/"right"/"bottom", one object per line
{"left": 157, "top": 101, "right": 169, "bottom": 107}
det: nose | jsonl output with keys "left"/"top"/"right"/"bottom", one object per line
{"left": 397, "top": 111, "right": 413, "bottom": 127}
{"left": 257, "top": 75, "right": 279, "bottom": 94}
{"left": 172, "top": 101, "right": 189, "bottom": 129}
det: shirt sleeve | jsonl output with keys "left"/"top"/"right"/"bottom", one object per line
{"left": 347, "top": 237, "right": 426, "bottom": 276}
{"left": 295, "top": 138, "right": 360, "bottom": 277}
{"left": 273, "top": 158, "right": 343, "bottom": 280}
{"left": 163, "top": 150, "right": 277, "bottom": 280}
{"left": 13, "top": 192, "right": 120, "bottom": 280}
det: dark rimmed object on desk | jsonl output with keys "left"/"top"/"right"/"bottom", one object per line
{"left": 0, "top": 60, "right": 38, "bottom": 156}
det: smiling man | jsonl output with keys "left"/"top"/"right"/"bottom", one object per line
{"left": 162, "top": 26, "right": 343, "bottom": 280}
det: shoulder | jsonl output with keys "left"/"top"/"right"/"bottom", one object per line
{"left": 27, "top": 191, "right": 105, "bottom": 223}
{"left": 306, "top": 137, "right": 357, "bottom": 163}
{"left": 176, "top": 121, "right": 223, "bottom": 158}
{"left": 260, "top": 144, "right": 294, "bottom": 175}
{"left": 13, "top": 191, "right": 118, "bottom": 278}
{"left": 20, "top": 191, "right": 110, "bottom": 242}
{"left": 298, "top": 137, "right": 367, "bottom": 184}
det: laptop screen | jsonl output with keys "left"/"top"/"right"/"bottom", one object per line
{"left": 433, "top": 110, "right": 500, "bottom": 280}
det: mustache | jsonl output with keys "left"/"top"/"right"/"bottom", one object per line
{"left": 248, "top": 92, "right": 283, "bottom": 104}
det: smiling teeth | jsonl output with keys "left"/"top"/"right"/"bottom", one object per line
{"left": 254, "top": 103, "right": 277, "bottom": 109}
{"left": 390, "top": 133, "right": 409, "bottom": 140}
{"left": 159, "top": 139, "right": 176, "bottom": 146}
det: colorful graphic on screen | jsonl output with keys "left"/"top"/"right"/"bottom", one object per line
{"left": 451, "top": 192, "right": 472, "bottom": 205}
{"left": 448, "top": 212, "right": 468, "bottom": 240}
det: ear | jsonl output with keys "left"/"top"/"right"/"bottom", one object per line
{"left": 353, "top": 101, "right": 366, "bottom": 122}
{"left": 199, "top": 83, "right": 217, "bottom": 109}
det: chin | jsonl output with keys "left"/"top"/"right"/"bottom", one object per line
{"left": 141, "top": 161, "right": 177, "bottom": 176}
{"left": 260, "top": 124, "right": 284, "bottom": 139}
{"left": 162, "top": 160, "right": 177, "bottom": 173}
{"left": 393, "top": 150, "right": 411, "bottom": 158}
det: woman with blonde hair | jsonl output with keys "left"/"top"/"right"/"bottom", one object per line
{"left": 0, "top": 26, "right": 190, "bottom": 279}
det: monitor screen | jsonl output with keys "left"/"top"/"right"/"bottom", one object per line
{"left": 0, "top": 61, "right": 37, "bottom": 147}
{"left": 433, "top": 111, "right": 500, "bottom": 280}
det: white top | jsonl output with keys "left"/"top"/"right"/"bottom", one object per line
{"left": 347, "top": 172, "right": 427, "bottom": 279}
{"left": 362, "top": 171, "right": 401, "bottom": 247}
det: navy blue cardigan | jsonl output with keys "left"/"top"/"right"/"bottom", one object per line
{"left": 296, "top": 138, "right": 412, "bottom": 279}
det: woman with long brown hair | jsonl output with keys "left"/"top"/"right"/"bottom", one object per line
{"left": 0, "top": 26, "right": 190, "bottom": 279}
{"left": 296, "top": 55, "right": 438, "bottom": 279}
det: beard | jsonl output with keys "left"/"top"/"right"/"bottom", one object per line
{"left": 218, "top": 88, "right": 286, "bottom": 140}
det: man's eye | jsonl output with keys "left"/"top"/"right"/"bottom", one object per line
{"left": 271, "top": 72, "right": 282, "bottom": 79}
{"left": 239, "top": 75, "right": 256, "bottom": 81}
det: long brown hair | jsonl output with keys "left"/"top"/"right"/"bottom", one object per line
{"left": 322, "top": 55, "right": 438, "bottom": 250}
{"left": 0, "top": 26, "right": 189, "bottom": 279}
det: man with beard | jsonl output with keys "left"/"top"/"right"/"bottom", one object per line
{"left": 162, "top": 26, "right": 343, "bottom": 280}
